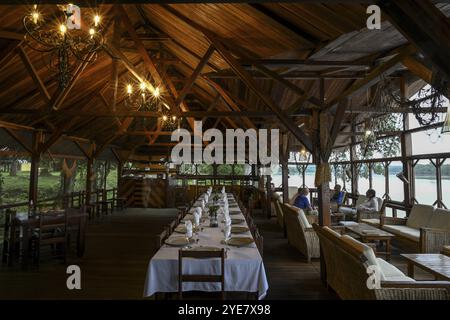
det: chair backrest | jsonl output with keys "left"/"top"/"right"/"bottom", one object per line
{"left": 313, "top": 224, "right": 376, "bottom": 300}
{"left": 167, "top": 219, "right": 177, "bottom": 234}
{"left": 355, "top": 195, "right": 367, "bottom": 206}
{"left": 178, "top": 249, "right": 225, "bottom": 299}
{"left": 155, "top": 229, "right": 168, "bottom": 251}
{"left": 38, "top": 210, "right": 68, "bottom": 244}
{"left": 442, "top": 246, "right": 450, "bottom": 257}
{"left": 254, "top": 229, "right": 263, "bottom": 258}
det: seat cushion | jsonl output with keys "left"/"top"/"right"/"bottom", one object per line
{"left": 427, "top": 208, "right": 450, "bottom": 231}
{"left": 361, "top": 218, "right": 380, "bottom": 226}
{"left": 376, "top": 258, "right": 414, "bottom": 282}
{"left": 340, "top": 235, "right": 379, "bottom": 268}
{"left": 406, "top": 204, "right": 434, "bottom": 229}
{"left": 289, "top": 205, "right": 311, "bottom": 229}
{"left": 383, "top": 225, "right": 420, "bottom": 242}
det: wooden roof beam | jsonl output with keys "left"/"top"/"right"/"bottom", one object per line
{"left": 210, "top": 37, "right": 313, "bottom": 152}
{"left": 380, "top": 0, "right": 450, "bottom": 80}
{"left": 248, "top": 4, "right": 320, "bottom": 47}
{"left": 323, "top": 45, "right": 416, "bottom": 112}
{"left": 16, "top": 46, "right": 51, "bottom": 104}
{"left": 2, "top": 128, "right": 33, "bottom": 154}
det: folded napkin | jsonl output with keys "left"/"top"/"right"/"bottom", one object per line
{"left": 185, "top": 220, "right": 193, "bottom": 238}
{"left": 224, "top": 214, "right": 231, "bottom": 226}
{"left": 193, "top": 207, "right": 201, "bottom": 226}
{"left": 224, "top": 224, "right": 231, "bottom": 241}
{"left": 221, "top": 186, "right": 225, "bottom": 194}
{"left": 201, "top": 199, "right": 205, "bottom": 210}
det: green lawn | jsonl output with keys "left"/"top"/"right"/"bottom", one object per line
{"left": 0, "top": 169, "right": 118, "bottom": 207}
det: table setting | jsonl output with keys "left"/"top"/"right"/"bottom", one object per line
{"left": 143, "top": 190, "right": 268, "bottom": 299}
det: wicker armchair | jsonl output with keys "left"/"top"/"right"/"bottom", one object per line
{"left": 312, "top": 224, "right": 450, "bottom": 300}
{"left": 357, "top": 198, "right": 387, "bottom": 227}
{"left": 442, "top": 246, "right": 450, "bottom": 257}
{"left": 381, "top": 205, "right": 450, "bottom": 253}
{"left": 281, "top": 203, "right": 319, "bottom": 262}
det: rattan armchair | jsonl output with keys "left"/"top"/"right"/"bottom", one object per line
{"left": 313, "top": 224, "right": 450, "bottom": 300}
{"left": 281, "top": 203, "right": 319, "bottom": 262}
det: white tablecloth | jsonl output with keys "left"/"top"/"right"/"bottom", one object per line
{"left": 143, "top": 193, "right": 269, "bottom": 299}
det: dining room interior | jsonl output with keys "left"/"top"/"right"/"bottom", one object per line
{"left": 0, "top": 1, "right": 449, "bottom": 302}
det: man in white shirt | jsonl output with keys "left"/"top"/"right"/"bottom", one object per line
{"left": 339, "top": 189, "right": 378, "bottom": 220}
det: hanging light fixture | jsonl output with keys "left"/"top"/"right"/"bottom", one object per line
{"left": 23, "top": 4, "right": 104, "bottom": 88}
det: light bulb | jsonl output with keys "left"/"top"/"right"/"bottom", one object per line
{"left": 365, "top": 130, "right": 372, "bottom": 136}
{"left": 89, "top": 28, "right": 95, "bottom": 36}
{"left": 94, "top": 15, "right": 101, "bottom": 27}
{"left": 153, "top": 87, "right": 160, "bottom": 98}
{"left": 126, "top": 84, "right": 133, "bottom": 95}
{"left": 172, "top": 115, "right": 177, "bottom": 121}
{"left": 59, "top": 24, "right": 67, "bottom": 34}
{"left": 300, "top": 148, "right": 306, "bottom": 155}
{"left": 162, "top": 115, "right": 168, "bottom": 121}
{"left": 31, "top": 11, "right": 39, "bottom": 24}
{"left": 139, "top": 82, "right": 146, "bottom": 91}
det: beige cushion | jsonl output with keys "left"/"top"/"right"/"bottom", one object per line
{"left": 273, "top": 192, "right": 282, "bottom": 202}
{"left": 288, "top": 187, "right": 298, "bottom": 200}
{"left": 287, "top": 204, "right": 311, "bottom": 229}
{"left": 323, "top": 226, "right": 341, "bottom": 238}
{"left": 427, "top": 208, "right": 450, "bottom": 230}
{"left": 406, "top": 204, "right": 434, "bottom": 229}
{"left": 383, "top": 225, "right": 420, "bottom": 242}
{"left": 361, "top": 218, "right": 380, "bottom": 226}
{"left": 376, "top": 258, "right": 413, "bottom": 282}
{"left": 340, "top": 235, "right": 379, "bottom": 268}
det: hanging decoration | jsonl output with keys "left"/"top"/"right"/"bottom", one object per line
{"left": 375, "top": 73, "right": 449, "bottom": 126}
{"left": 23, "top": 4, "right": 104, "bottom": 88}
{"left": 62, "top": 159, "right": 77, "bottom": 178}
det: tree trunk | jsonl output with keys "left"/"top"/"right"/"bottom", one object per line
{"left": 9, "top": 159, "right": 19, "bottom": 176}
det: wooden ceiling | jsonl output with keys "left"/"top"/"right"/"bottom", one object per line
{"left": 0, "top": 2, "right": 448, "bottom": 161}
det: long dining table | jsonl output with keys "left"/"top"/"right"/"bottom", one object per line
{"left": 143, "top": 193, "right": 269, "bottom": 299}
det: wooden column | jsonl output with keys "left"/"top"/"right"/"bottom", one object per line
{"left": 281, "top": 133, "right": 289, "bottom": 203}
{"left": 29, "top": 130, "right": 43, "bottom": 210}
{"left": 400, "top": 78, "right": 413, "bottom": 209}
{"left": 86, "top": 157, "right": 94, "bottom": 206}
{"left": 350, "top": 120, "right": 359, "bottom": 202}
{"left": 267, "top": 174, "right": 272, "bottom": 219}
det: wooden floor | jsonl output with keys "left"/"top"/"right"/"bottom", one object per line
{"left": 0, "top": 208, "right": 433, "bottom": 299}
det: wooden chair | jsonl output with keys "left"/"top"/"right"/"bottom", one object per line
{"left": 155, "top": 229, "right": 169, "bottom": 252}
{"left": 167, "top": 219, "right": 177, "bottom": 234}
{"left": 254, "top": 229, "right": 263, "bottom": 258}
{"left": 178, "top": 249, "right": 225, "bottom": 300}
{"left": 32, "top": 211, "right": 68, "bottom": 265}
{"left": 1, "top": 209, "right": 19, "bottom": 266}
{"left": 442, "top": 246, "right": 450, "bottom": 257}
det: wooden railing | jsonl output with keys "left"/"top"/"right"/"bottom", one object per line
{"left": 0, "top": 188, "right": 117, "bottom": 212}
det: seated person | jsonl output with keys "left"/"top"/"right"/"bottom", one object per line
{"left": 339, "top": 189, "right": 378, "bottom": 219}
{"left": 291, "top": 187, "right": 317, "bottom": 215}
{"left": 330, "top": 184, "right": 345, "bottom": 206}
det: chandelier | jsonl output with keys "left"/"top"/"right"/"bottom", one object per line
{"left": 124, "top": 81, "right": 179, "bottom": 130}
{"left": 23, "top": 4, "right": 104, "bottom": 88}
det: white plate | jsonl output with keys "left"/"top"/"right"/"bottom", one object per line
{"left": 165, "top": 237, "right": 195, "bottom": 247}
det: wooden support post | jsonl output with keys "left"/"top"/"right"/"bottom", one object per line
{"left": 350, "top": 120, "right": 359, "bottom": 201}
{"left": 29, "top": 130, "right": 43, "bottom": 210}
{"left": 400, "top": 77, "right": 413, "bottom": 209}
{"left": 281, "top": 133, "right": 289, "bottom": 203}
{"left": 86, "top": 155, "right": 94, "bottom": 206}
